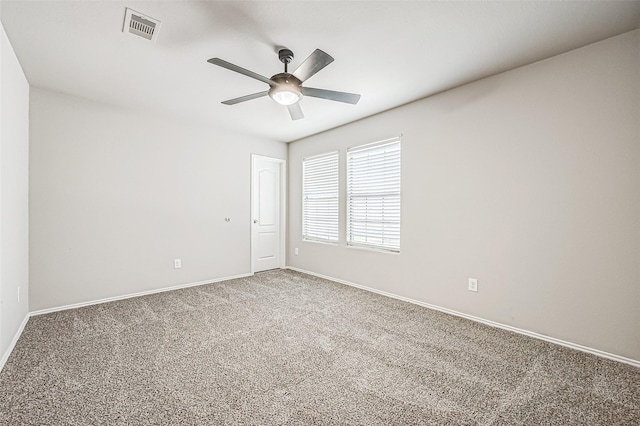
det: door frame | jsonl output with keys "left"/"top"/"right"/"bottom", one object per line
{"left": 250, "top": 154, "right": 287, "bottom": 274}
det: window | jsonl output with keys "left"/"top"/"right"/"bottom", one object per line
{"left": 302, "top": 151, "right": 339, "bottom": 243}
{"left": 347, "top": 138, "right": 401, "bottom": 252}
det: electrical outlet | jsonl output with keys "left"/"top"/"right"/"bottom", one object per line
{"left": 174, "top": 259, "right": 182, "bottom": 269}
{"left": 17, "top": 286, "right": 21, "bottom": 303}
{"left": 468, "top": 278, "right": 478, "bottom": 292}
{"left": 295, "top": 248, "right": 299, "bottom": 256}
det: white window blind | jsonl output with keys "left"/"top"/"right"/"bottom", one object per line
{"left": 302, "top": 151, "right": 339, "bottom": 243}
{"left": 347, "top": 138, "right": 401, "bottom": 252}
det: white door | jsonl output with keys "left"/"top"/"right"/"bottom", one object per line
{"left": 252, "top": 156, "right": 284, "bottom": 272}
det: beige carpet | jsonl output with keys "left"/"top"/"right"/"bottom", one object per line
{"left": 0, "top": 269, "right": 638, "bottom": 425}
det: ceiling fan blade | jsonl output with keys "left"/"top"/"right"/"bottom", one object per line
{"left": 207, "top": 58, "right": 275, "bottom": 86}
{"left": 292, "top": 49, "right": 334, "bottom": 82}
{"left": 287, "top": 103, "right": 304, "bottom": 120}
{"left": 221, "top": 91, "right": 268, "bottom": 105}
{"left": 302, "top": 87, "right": 361, "bottom": 104}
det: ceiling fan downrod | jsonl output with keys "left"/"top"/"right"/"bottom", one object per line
{"left": 278, "top": 48, "right": 294, "bottom": 73}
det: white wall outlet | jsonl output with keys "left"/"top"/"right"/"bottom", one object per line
{"left": 295, "top": 247, "right": 299, "bottom": 256}
{"left": 174, "top": 259, "right": 182, "bottom": 269}
{"left": 468, "top": 278, "right": 478, "bottom": 292}
{"left": 17, "top": 286, "right": 21, "bottom": 303}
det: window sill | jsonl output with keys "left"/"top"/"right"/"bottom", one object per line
{"left": 346, "top": 243, "right": 400, "bottom": 255}
{"left": 302, "top": 238, "right": 339, "bottom": 246}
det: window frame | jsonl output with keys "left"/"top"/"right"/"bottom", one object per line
{"left": 301, "top": 151, "right": 340, "bottom": 244}
{"left": 346, "top": 137, "right": 401, "bottom": 253}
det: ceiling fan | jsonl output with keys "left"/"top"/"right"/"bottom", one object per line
{"left": 207, "top": 48, "right": 361, "bottom": 120}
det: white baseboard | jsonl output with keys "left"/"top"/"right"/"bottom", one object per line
{"left": 286, "top": 266, "right": 640, "bottom": 368}
{"left": 30, "top": 272, "right": 253, "bottom": 316}
{"left": 0, "top": 312, "right": 30, "bottom": 373}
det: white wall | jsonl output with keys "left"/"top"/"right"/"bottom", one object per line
{"left": 0, "top": 23, "right": 29, "bottom": 361}
{"left": 288, "top": 30, "right": 640, "bottom": 361}
{"left": 30, "top": 88, "right": 286, "bottom": 311}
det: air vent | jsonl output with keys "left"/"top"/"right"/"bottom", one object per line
{"left": 123, "top": 8, "right": 161, "bottom": 42}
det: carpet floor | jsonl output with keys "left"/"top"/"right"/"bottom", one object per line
{"left": 0, "top": 269, "right": 638, "bottom": 425}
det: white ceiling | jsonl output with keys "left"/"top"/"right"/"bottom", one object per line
{"left": 2, "top": 1, "right": 639, "bottom": 142}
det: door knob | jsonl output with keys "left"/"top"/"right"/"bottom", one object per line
{"left": 253, "top": 220, "right": 259, "bottom": 224}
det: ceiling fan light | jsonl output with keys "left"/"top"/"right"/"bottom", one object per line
{"left": 269, "top": 85, "right": 302, "bottom": 106}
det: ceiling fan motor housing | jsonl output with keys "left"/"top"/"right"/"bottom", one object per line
{"left": 269, "top": 73, "right": 303, "bottom": 105}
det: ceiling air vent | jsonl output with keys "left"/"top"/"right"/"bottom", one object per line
{"left": 123, "top": 8, "right": 161, "bottom": 42}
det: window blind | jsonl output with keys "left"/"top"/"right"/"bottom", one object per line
{"left": 347, "top": 138, "right": 401, "bottom": 252}
{"left": 302, "top": 151, "right": 339, "bottom": 243}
